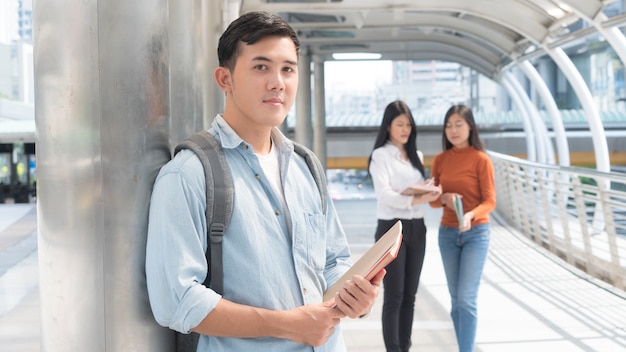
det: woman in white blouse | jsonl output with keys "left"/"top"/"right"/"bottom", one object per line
{"left": 367, "top": 100, "right": 441, "bottom": 352}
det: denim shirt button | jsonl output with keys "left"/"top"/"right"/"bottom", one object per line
{"left": 275, "top": 209, "right": 280, "bottom": 215}
{"left": 302, "top": 288, "right": 307, "bottom": 294}
{"left": 255, "top": 174, "right": 261, "bottom": 179}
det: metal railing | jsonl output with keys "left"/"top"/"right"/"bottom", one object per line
{"left": 489, "top": 151, "right": 626, "bottom": 291}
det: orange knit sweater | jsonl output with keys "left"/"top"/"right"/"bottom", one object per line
{"left": 429, "top": 147, "right": 496, "bottom": 227}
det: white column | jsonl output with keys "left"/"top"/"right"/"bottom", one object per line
{"left": 547, "top": 47, "right": 610, "bottom": 173}
{"left": 313, "top": 58, "right": 327, "bottom": 169}
{"left": 295, "top": 48, "right": 313, "bottom": 148}
{"left": 500, "top": 74, "right": 537, "bottom": 162}
{"left": 518, "top": 60, "right": 567, "bottom": 165}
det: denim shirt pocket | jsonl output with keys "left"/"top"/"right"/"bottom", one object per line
{"left": 304, "top": 212, "right": 326, "bottom": 272}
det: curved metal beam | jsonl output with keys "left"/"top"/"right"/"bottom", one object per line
{"left": 312, "top": 42, "right": 500, "bottom": 78}
{"left": 547, "top": 47, "right": 610, "bottom": 172}
{"left": 517, "top": 60, "right": 569, "bottom": 166}
{"left": 558, "top": 0, "right": 603, "bottom": 19}
{"left": 500, "top": 74, "right": 537, "bottom": 162}
{"left": 585, "top": 12, "right": 626, "bottom": 79}
{"left": 238, "top": 0, "right": 620, "bottom": 173}
{"left": 386, "top": 50, "right": 496, "bottom": 79}
{"left": 503, "top": 72, "right": 551, "bottom": 163}
{"left": 244, "top": 0, "right": 551, "bottom": 44}
{"left": 292, "top": 13, "right": 518, "bottom": 54}
{"left": 314, "top": 33, "right": 503, "bottom": 77}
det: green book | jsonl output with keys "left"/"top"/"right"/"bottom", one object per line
{"left": 453, "top": 194, "right": 464, "bottom": 229}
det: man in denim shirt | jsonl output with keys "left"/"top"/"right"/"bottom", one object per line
{"left": 145, "top": 11, "right": 383, "bottom": 351}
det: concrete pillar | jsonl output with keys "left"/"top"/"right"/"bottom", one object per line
{"left": 33, "top": 1, "right": 215, "bottom": 350}
{"left": 469, "top": 69, "right": 479, "bottom": 110}
{"left": 295, "top": 48, "right": 313, "bottom": 149}
{"left": 313, "top": 58, "right": 327, "bottom": 169}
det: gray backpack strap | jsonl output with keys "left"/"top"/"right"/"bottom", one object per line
{"left": 292, "top": 142, "right": 327, "bottom": 215}
{"left": 174, "top": 131, "right": 233, "bottom": 294}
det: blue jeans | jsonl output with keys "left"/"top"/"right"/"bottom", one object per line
{"left": 438, "top": 224, "right": 490, "bottom": 352}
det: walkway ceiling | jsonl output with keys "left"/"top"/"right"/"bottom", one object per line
{"left": 238, "top": 0, "right": 625, "bottom": 79}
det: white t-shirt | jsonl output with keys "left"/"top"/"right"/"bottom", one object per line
{"left": 257, "top": 141, "right": 292, "bottom": 231}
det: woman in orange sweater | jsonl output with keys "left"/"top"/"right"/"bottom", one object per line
{"left": 429, "top": 104, "right": 496, "bottom": 352}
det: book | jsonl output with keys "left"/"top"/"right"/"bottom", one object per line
{"left": 400, "top": 180, "right": 441, "bottom": 196}
{"left": 323, "top": 220, "right": 403, "bottom": 302}
{"left": 453, "top": 194, "right": 464, "bottom": 229}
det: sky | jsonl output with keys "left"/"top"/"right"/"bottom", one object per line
{"left": 324, "top": 60, "right": 393, "bottom": 91}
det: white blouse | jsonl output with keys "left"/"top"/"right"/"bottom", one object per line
{"left": 369, "top": 142, "right": 425, "bottom": 220}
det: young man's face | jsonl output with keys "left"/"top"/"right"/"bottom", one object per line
{"left": 221, "top": 36, "right": 299, "bottom": 129}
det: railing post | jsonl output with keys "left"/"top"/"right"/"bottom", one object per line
{"left": 489, "top": 151, "right": 626, "bottom": 291}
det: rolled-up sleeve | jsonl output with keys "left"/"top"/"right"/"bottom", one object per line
{"left": 145, "top": 151, "right": 222, "bottom": 333}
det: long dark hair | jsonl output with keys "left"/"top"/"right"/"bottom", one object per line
{"left": 442, "top": 104, "right": 485, "bottom": 151}
{"left": 368, "top": 100, "right": 424, "bottom": 175}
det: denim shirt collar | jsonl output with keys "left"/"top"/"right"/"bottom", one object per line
{"left": 211, "top": 114, "right": 294, "bottom": 154}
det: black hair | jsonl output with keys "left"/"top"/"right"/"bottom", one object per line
{"left": 442, "top": 104, "right": 484, "bottom": 151}
{"left": 217, "top": 11, "right": 301, "bottom": 70}
{"left": 368, "top": 100, "right": 424, "bottom": 175}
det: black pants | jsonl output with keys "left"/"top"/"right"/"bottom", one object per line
{"left": 375, "top": 218, "right": 427, "bottom": 352}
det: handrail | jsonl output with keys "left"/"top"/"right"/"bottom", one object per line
{"left": 488, "top": 150, "right": 626, "bottom": 291}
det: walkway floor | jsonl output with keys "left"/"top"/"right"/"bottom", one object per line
{"left": 338, "top": 199, "right": 626, "bottom": 352}
{"left": 1, "top": 200, "right": 626, "bottom": 351}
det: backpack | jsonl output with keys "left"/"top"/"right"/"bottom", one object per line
{"left": 172, "top": 130, "right": 328, "bottom": 352}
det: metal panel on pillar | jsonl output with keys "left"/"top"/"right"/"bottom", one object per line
{"left": 33, "top": 1, "right": 218, "bottom": 350}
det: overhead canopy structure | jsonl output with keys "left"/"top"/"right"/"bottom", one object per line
{"left": 228, "top": 0, "right": 626, "bottom": 171}
{"left": 5, "top": 1, "right": 625, "bottom": 169}
{"left": 237, "top": 0, "right": 624, "bottom": 75}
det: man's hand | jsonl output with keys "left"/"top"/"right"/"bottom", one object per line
{"left": 332, "top": 269, "right": 385, "bottom": 318}
{"left": 279, "top": 301, "right": 345, "bottom": 347}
